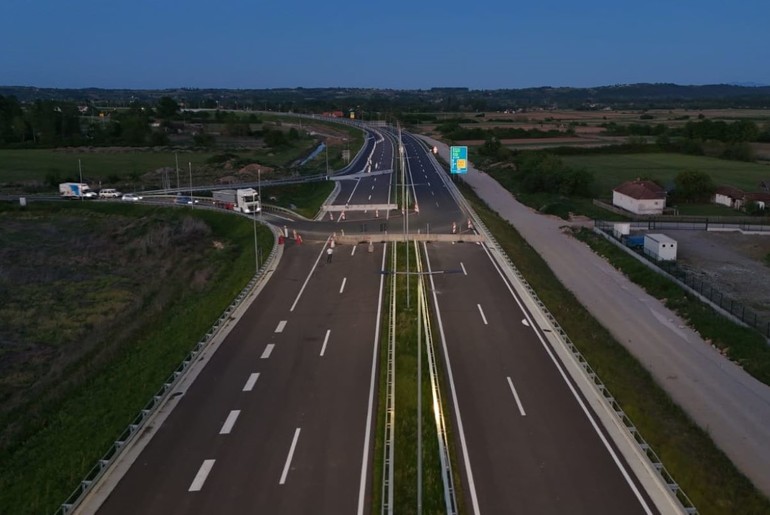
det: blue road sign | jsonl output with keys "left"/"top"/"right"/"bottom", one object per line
{"left": 450, "top": 146, "right": 468, "bottom": 174}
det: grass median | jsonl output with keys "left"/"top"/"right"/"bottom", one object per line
{"left": 371, "top": 242, "right": 456, "bottom": 514}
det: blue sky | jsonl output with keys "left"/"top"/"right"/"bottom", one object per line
{"left": 2, "top": 0, "right": 768, "bottom": 90}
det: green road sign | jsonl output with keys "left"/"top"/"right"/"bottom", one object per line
{"left": 450, "top": 146, "right": 468, "bottom": 174}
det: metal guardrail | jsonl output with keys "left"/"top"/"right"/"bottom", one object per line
{"left": 381, "top": 242, "right": 397, "bottom": 515}
{"left": 420, "top": 140, "right": 698, "bottom": 514}
{"left": 415, "top": 241, "right": 458, "bottom": 515}
{"left": 55, "top": 218, "right": 281, "bottom": 515}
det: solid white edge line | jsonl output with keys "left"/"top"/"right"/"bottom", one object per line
{"left": 188, "top": 459, "right": 215, "bottom": 492}
{"left": 424, "top": 244, "right": 482, "bottom": 515}
{"left": 260, "top": 343, "right": 275, "bottom": 359}
{"left": 279, "top": 428, "right": 302, "bottom": 485}
{"left": 290, "top": 236, "right": 331, "bottom": 312}
{"left": 242, "top": 372, "right": 260, "bottom": 391}
{"left": 320, "top": 329, "right": 331, "bottom": 356}
{"left": 219, "top": 410, "right": 241, "bottom": 434}
{"left": 506, "top": 377, "right": 527, "bottom": 416}
{"left": 480, "top": 243, "right": 654, "bottom": 515}
{"left": 477, "top": 304, "right": 488, "bottom": 325}
{"left": 339, "top": 277, "right": 347, "bottom": 294}
{"left": 275, "top": 320, "right": 287, "bottom": 333}
{"left": 357, "top": 242, "right": 387, "bottom": 515}
{"left": 461, "top": 262, "right": 468, "bottom": 276}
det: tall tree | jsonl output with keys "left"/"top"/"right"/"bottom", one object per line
{"left": 674, "top": 170, "right": 715, "bottom": 202}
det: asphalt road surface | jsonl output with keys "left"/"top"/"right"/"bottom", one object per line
{"left": 96, "top": 240, "right": 386, "bottom": 514}
{"left": 88, "top": 125, "right": 665, "bottom": 515}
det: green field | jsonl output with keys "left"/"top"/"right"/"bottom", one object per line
{"left": 561, "top": 153, "right": 770, "bottom": 195}
{"left": 0, "top": 149, "right": 218, "bottom": 184}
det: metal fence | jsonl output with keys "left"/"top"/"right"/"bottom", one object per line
{"left": 595, "top": 221, "right": 770, "bottom": 338}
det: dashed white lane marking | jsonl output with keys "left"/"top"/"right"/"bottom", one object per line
{"left": 189, "top": 459, "right": 216, "bottom": 492}
{"left": 219, "top": 410, "right": 241, "bottom": 434}
{"left": 339, "top": 277, "right": 347, "bottom": 294}
{"left": 351, "top": 245, "right": 357, "bottom": 256}
{"left": 243, "top": 372, "right": 260, "bottom": 391}
{"left": 460, "top": 262, "right": 467, "bottom": 276}
{"left": 320, "top": 329, "right": 331, "bottom": 356}
{"left": 477, "top": 304, "right": 488, "bottom": 325}
{"left": 368, "top": 194, "right": 372, "bottom": 200}
{"left": 261, "top": 344, "right": 275, "bottom": 359}
{"left": 431, "top": 190, "right": 435, "bottom": 196}
{"left": 507, "top": 377, "right": 527, "bottom": 416}
{"left": 280, "top": 428, "right": 302, "bottom": 485}
{"left": 435, "top": 201, "right": 440, "bottom": 208}
{"left": 522, "top": 319, "right": 530, "bottom": 327}
{"left": 275, "top": 320, "right": 287, "bottom": 333}
{"left": 371, "top": 185, "right": 375, "bottom": 190}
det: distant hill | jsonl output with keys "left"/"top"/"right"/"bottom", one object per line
{"left": 2, "top": 83, "right": 770, "bottom": 110}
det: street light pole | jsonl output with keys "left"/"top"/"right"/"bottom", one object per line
{"left": 78, "top": 159, "right": 83, "bottom": 201}
{"left": 188, "top": 162, "right": 193, "bottom": 209}
{"left": 253, "top": 208, "right": 259, "bottom": 273}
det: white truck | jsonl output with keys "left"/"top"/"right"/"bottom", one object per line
{"left": 59, "top": 182, "right": 97, "bottom": 199}
{"left": 213, "top": 188, "right": 261, "bottom": 213}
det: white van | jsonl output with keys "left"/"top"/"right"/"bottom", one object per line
{"left": 99, "top": 188, "right": 121, "bottom": 198}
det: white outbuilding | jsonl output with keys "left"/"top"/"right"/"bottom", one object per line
{"left": 643, "top": 233, "right": 677, "bottom": 262}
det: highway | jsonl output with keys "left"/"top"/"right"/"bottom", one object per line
{"left": 85, "top": 123, "right": 667, "bottom": 514}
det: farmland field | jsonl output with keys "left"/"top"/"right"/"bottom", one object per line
{"left": 561, "top": 153, "right": 770, "bottom": 195}
{"left": 0, "top": 149, "right": 219, "bottom": 184}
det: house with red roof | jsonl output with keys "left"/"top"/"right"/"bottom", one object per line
{"left": 612, "top": 179, "right": 666, "bottom": 215}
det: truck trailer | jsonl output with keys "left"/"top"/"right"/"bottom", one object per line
{"left": 213, "top": 188, "right": 260, "bottom": 213}
{"left": 59, "top": 182, "right": 97, "bottom": 199}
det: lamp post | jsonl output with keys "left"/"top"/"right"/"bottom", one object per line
{"left": 78, "top": 159, "right": 83, "bottom": 201}
{"left": 253, "top": 207, "right": 259, "bottom": 273}
{"left": 188, "top": 162, "right": 193, "bottom": 209}
{"left": 325, "top": 139, "right": 329, "bottom": 178}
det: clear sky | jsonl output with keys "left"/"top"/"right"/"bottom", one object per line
{"left": 2, "top": 0, "right": 768, "bottom": 90}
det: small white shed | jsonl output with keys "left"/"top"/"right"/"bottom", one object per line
{"left": 643, "top": 233, "right": 677, "bottom": 262}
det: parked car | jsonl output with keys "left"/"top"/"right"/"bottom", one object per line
{"left": 99, "top": 188, "right": 121, "bottom": 198}
{"left": 121, "top": 193, "right": 143, "bottom": 202}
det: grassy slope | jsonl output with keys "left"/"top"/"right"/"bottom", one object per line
{"left": 0, "top": 202, "right": 272, "bottom": 514}
{"left": 458, "top": 182, "right": 770, "bottom": 515}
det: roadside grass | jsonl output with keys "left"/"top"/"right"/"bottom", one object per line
{"left": 456, "top": 181, "right": 770, "bottom": 514}
{"left": 0, "top": 202, "right": 272, "bottom": 514}
{"left": 561, "top": 153, "right": 770, "bottom": 193}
